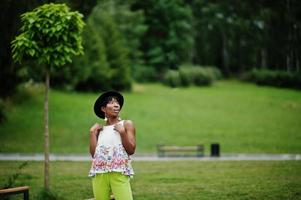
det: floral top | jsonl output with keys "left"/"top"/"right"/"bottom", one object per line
{"left": 89, "top": 120, "right": 134, "bottom": 177}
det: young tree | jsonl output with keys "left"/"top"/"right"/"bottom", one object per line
{"left": 11, "top": 3, "right": 84, "bottom": 190}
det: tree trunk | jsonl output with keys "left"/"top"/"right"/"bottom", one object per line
{"left": 296, "top": 57, "right": 300, "bottom": 72}
{"left": 286, "top": 54, "right": 292, "bottom": 72}
{"left": 44, "top": 67, "right": 50, "bottom": 190}
{"left": 221, "top": 30, "right": 230, "bottom": 76}
{"left": 286, "top": 0, "right": 293, "bottom": 72}
{"left": 261, "top": 48, "right": 267, "bottom": 69}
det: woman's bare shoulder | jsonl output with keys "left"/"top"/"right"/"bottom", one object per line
{"left": 123, "top": 120, "right": 135, "bottom": 127}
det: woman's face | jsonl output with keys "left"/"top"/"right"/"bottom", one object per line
{"left": 102, "top": 98, "right": 120, "bottom": 118}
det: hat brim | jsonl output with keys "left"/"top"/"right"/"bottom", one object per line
{"left": 94, "top": 91, "right": 124, "bottom": 119}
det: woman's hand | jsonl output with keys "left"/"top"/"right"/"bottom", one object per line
{"left": 114, "top": 120, "right": 136, "bottom": 155}
{"left": 114, "top": 123, "right": 126, "bottom": 135}
{"left": 89, "top": 123, "right": 102, "bottom": 157}
{"left": 90, "top": 123, "right": 103, "bottom": 136}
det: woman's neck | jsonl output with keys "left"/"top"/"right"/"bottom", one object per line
{"left": 106, "top": 117, "right": 120, "bottom": 126}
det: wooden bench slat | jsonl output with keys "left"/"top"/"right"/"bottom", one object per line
{"left": 159, "top": 146, "right": 203, "bottom": 151}
{"left": 157, "top": 145, "right": 204, "bottom": 157}
{"left": 0, "top": 186, "right": 29, "bottom": 200}
{"left": 0, "top": 186, "right": 29, "bottom": 194}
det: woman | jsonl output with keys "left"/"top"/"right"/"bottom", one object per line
{"left": 89, "top": 91, "right": 136, "bottom": 200}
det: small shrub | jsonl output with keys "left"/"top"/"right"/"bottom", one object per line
{"left": 242, "top": 69, "right": 301, "bottom": 90}
{"left": 133, "top": 65, "right": 157, "bottom": 82}
{"left": 164, "top": 70, "right": 182, "bottom": 87}
{"left": 179, "top": 65, "right": 215, "bottom": 86}
{"left": 36, "top": 188, "right": 63, "bottom": 200}
{"left": 11, "top": 81, "right": 44, "bottom": 104}
{"left": 179, "top": 67, "right": 194, "bottom": 86}
{"left": 2, "top": 162, "right": 28, "bottom": 189}
{"left": 12, "top": 84, "right": 34, "bottom": 104}
{"left": 204, "top": 66, "right": 223, "bottom": 80}
{"left": 164, "top": 65, "right": 222, "bottom": 88}
{"left": 192, "top": 67, "right": 212, "bottom": 86}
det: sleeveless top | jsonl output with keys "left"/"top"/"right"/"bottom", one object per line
{"left": 89, "top": 120, "right": 134, "bottom": 177}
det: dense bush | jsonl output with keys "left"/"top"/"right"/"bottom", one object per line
{"left": 204, "top": 66, "right": 223, "bottom": 80}
{"left": 192, "top": 67, "right": 212, "bottom": 86}
{"left": 178, "top": 67, "right": 193, "bottom": 86}
{"left": 242, "top": 69, "right": 301, "bottom": 90}
{"left": 164, "top": 65, "right": 222, "bottom": 87}
{"left": 164, "top": 70, "right": 182, "bottom": 87}
{"left": 133, "top": 66, "right": 157, "bottom": 82}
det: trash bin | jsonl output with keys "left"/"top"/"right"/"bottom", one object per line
{"left": 211, "top": 143, "right": 220, "bottom": 157}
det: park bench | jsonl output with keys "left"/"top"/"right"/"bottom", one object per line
{"left": 157, "top": 144, "right": 204, "bottom": 157}
{"left": 0, "top": 186, "right": 29, "bottom": 200}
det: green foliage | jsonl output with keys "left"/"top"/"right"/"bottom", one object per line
{"left": 73, "top": 23, "right": 111, "bottom": 91}
{"left": 36, "top": 188, "right": 63, "bottom": 200}
{"left": 12, "top": 82, "right": 35, "bottom": 104}
{"left": 132, "top": 66, "right": 157, "bottom": 82}
{"left": 74, "top": 2, "right": 132, "bottom": 91}
{"left": 11, "top": 3, "right": 85, "bottom": 68}
{"left": 204, "top": 66, "right": 223, "bottom": 80}
{"left": 1, "top": 161, "right": 28, "bottom": 189}
{"left": 1, "top": 1, "right": 97, "bottom": 98}
{"left": 132, "top": 0, "right": 194, "bottom": 74}
{"left": 0, "top": 99, "right": 6, "bottom": 123}
{"left": 164, "top": 65, "right": 222, "bottom": 87}
{"left": 164, "top": 70, "right": 182, "bottom": 87}
{"left": 188, "top": 0, "right": 301, "bottom": 74}
{"left": 242, "top": 69, "right": 301, "bottom": 90}
{"left": 3, "top": 0, "right": 301, "bottom": 94}
{"left": 178, "top": 67, "right": 193, "bottom": 86}
{"left": 191, "top": 67, "right": 212, "bottom": 86}
{"left": 109, "top": 1, "right": 148, "bottom": 77}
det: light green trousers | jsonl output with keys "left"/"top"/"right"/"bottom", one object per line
{"left": 92, "top": 172, "right": 133, "bottom": 200}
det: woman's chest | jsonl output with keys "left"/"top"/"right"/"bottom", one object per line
{"left": 98, "top": 127, "right": 122, "bottom": 146}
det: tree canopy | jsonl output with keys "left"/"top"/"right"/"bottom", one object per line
{"left": 11, "top": 3, "right": 84, "bottom": 68}
{"left": 1, "top": 0, "right": 300, "bottom": 96}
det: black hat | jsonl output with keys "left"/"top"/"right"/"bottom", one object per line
{"left": 94, "top": 91, "right": 124, "bottom": 119}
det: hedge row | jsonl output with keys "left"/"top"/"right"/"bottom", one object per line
{"left": 241, "top": 69, "right": 301, "bottom": 90}
{"left": 163, "top": 65, "right": 222, "bottom": 87}
{"left": 133, "top": 66, "right": 158, "bottom": 83}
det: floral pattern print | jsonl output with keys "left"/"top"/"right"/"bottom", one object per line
{"left": 89, "top": 144, "right": 134, "bottom": 177}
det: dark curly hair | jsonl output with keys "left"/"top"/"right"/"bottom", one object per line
{"left": 101, "top": 96, "right": 121, "bottom": 107}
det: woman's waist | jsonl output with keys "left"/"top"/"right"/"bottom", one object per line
{"left": 93, "top": 151, "right": 131, "bottom": 165}
{"left": 94, "top": 144, "right": 128, "bottom": 156}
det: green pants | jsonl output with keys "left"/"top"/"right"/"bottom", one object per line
{"left": 92, "top": 172, "right": 133, "bottom": 200}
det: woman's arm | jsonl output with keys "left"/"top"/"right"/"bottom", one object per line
{"left": 114, "top": 120, "right": 136, "bottom": 155}
{"left": 89, "top": 123, "right": 102, "bottom": 157}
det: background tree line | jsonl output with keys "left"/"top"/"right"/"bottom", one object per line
{"left": 1, "top": 0, "right": 301, "bottom": 97}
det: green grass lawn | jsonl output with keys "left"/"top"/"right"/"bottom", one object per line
{"left": 0, "top": 161, "right": 300, "bottom": 200}
{"left": 1, "top": 80, "right": 301, "bottom": 153}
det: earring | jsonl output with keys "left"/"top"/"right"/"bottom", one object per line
{"left": 104, "top": 116, "right": 108, "bottom": 122}
{"left": 118, "top": 116, "right": 121, "bottom": 121}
